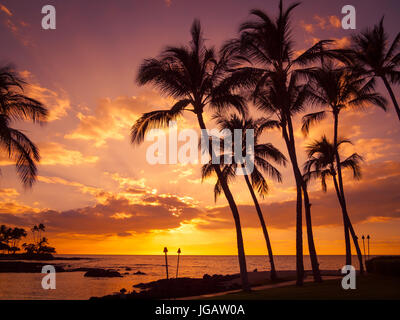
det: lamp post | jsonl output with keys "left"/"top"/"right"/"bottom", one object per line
{"left": 164, "top": 247, "right": 169, "bottom": 279}
{"left": 362, "top": 235, "right": 366, "bottom": 265}
{"left": 367, "top": 235, "right": 370, "bottom": 260}
{"left": 176, "top": 248, "right": 181, "bottom": 279}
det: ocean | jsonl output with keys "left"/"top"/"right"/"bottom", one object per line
{"left": 0, "top": 255, "right": 362, "bottom": 300}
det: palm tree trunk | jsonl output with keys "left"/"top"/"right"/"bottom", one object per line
{"left": 281, "top": 123, "right": 304, "bottom": 286}
{"left": 333, "top": 111, "right": 352, "bottom": 265}
{"left": 243, "top": 170, "right": 277, "bottom": 281}
{"left": 333, "top": 111, "right": 364, "bottom": 272}
{"left": 332, "top": 174, "right": 365, "bottom": 273}
{"left": 332, "top": 174, "right": 352, "bottom": 265}
{"left": 381, "top": 75, "right": 400, "bottom": 121}
{"left": 196, "top": 113, "right": 250, "bottom": 292}
{"left": 287, "top": 117, "right": 322, "bottom": 282}
{"left": 345, "top": 215, "right": 364, "bottom": 274}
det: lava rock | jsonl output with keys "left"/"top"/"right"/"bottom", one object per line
{"left": 133, "top": 270, "right": 146, "bottom": 275}
{"left": 84, "top": 268, "right": 122, "bottom": 278}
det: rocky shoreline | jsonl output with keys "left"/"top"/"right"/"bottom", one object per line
{"left": 0, "top": 260, "right": 128, "bottom": 277}
{"left": 91, "top": 274, "right": 244, "bottom": 300}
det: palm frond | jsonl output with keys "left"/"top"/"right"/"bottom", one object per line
{"left": 130, "top": 99, "right": 190, "bottom": 145}
{"left": 301, "top": 111, "right": 326, "bottom": 136}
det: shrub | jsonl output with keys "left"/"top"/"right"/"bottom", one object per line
{"left": 365, "top": 256, "right": 400, "bottom": 277}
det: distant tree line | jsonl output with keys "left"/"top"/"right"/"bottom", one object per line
{"left": 0, "top": 223, "right": 56, "bottom": 256}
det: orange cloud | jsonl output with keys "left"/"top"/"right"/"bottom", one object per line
{"left": 65, "top": 91, "right": 173, "bottom": 146}
{"left": 329, "top": 15, "right": 341, "bottom": 28}
{"left": 0, "top": 5, "right": 33, "bottom": 47}
{"left": 38, "top": 142, "right": 99, "bottom": 166}
{"left": 199, "top": 161, "right": 400, "bottom": 230}
{"left": 0, "top": 190, "right": 202, "bottom": 236}
{"left": 0, "top": 4, "right": 12, "bottom": 16}
{"left": 300, "top": 15, "right": 342, "bottom": 34}
{"left": 20, "top": 70, "right": 71, "bottom": 121}
{"left": 333, "top": 36, "right": 350, "bottom": 48}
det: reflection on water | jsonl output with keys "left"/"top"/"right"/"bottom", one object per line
{"left": 0, "top": 255, "right": 359, "bottom": 299}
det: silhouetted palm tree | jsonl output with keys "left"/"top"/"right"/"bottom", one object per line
{"left": 222, "top": 1, "right": 334, "bottom": 284}
{"left": 346, "top": 18, "right": 400, "bottom": 121}
{"left": 304, "top": 136, "right": 364, "bottom": 266}
{"left": 202, "top": 114, "right": 286, "bottom": 280}
{"left": 301, "top": 63, "right": 386, "bottom": 272}
{"left": 0, "top": 65, "right": 47, "bottom": 188}
{"left": 131, "top": 20, "right": 251, "bottom": 291}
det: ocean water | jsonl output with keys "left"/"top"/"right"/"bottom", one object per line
{"left": 0, "top": 255, "right": 361, "bottom": 300}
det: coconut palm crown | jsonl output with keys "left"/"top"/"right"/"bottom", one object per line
{"left": 0, "top": 65, "right": 47, "bottom": 188}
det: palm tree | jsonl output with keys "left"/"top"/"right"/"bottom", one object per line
{"left": 301, "top": 63, "right": 386, "bottom": 272}
{"left": 222, "top": 1, "right": 334, "bottom": 284}
{"left": 131, "top": 20, "right": 252, "bottom": 291}
{"left": 0, "top": 65, "right": 48, "bottom": 188}
{"left": 346, "top": 18, "right": 400, "bottom": 121}
{"left": 304, "top": 136, "right": 364, "bottom": 264}
{"left": 202, "top": 114, "right": 287, "bottom": 280}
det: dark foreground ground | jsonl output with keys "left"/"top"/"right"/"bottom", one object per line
{"left": 211, "top": 274, "right": 400, "bottom": 300}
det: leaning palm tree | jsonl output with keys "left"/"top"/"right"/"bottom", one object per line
{"left": 304, "top": 136, "right": 364, "bottom": 263}
{"left": 301, "top": 62, "right": 386, "bottom": 272}
{"left": 0, "top": 65, "right": 47, "bottom": 188}
{"left": 130, "top": 20, "right": 252, "bottom": 291}
{"left": 221, "top": 1, "right": 335, "bottom": 284}
{"left": 202, "top": 114, "right": 287, "bottom": 280}
{"left": 345, "top": 18, "right": 400, "bottom": 121}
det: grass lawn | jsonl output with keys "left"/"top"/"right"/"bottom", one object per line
{"left": 208, "top": 275, "right": 400, "bottom": 300}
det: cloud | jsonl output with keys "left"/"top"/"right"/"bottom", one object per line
{"left": 300, "top": 21, "right": 314, "bottom": 33}
{"left": 0, "top": 188, "right": 40, "bottom": 214}
{"left": 0, "top": 191, "right": 202, "bottom": 236}
{"left": 197, "top": 161, "right": 400, "bottom": 230}
{"left": 0, "top": 4, "right": 12, "bottom": 16}
{"left": 20, "top": 71, "right": 71, "bottom": 121}
{"left": 0, "top": 5, "right": 33, "bottom": 47}
{"left": 0, "top": 188, "right": 19, "bottom": 201}
{"left": 65, "top": 91, "right": 173, "bottom": 147}
{"left": 38, "top": 142, "right": 98, "bottom": 166}
{"left": 333, "top": 36, "right": 350, "bottom": 48}
{"left": 37, "top": 175, "right": 103, "bottom": 199}
{"left": 354, "top": 138, "right": 400, "bottom": 161}
{"left": 329, "top": 15, "right": 341, "bottom": 28}
{"left": 300, "top": 15, "right": 341, "bottom": 34}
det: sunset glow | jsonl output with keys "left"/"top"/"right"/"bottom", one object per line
{"left": 1, "top": 0, "right": 399, "bottom": 257}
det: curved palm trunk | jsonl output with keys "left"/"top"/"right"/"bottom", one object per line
{"left": 243, "top": 170, "right": 277, "bottom": 281}
{"left": 287, "top": 117, "right": 322, "bottom": 283}
{"left": 333, "top": 111, "right": 352, "bottom": 265}
{"left": 281, "top": 124, "right": 304, "bottom": 286}
{"left": 196, "top": 113, "right": 250, "bottom": 292}
{"left": 333, "top": 112, "right": 364, "bottom": 272}
{"left": 333, "top": 175, "right": 365, "bottom": 273}
{"left": 332, "top": 174, "right": 352, "bottom": 265}
{"left": 381, "top": 75, "right": 400, "bottom": 121}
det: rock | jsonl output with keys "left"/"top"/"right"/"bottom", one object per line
{"left": 84, "top": 268, "right": 122, "bottom": 278}
{"left": 0, "top": 261, "right": 65, "bottom": 273}
{"left": 253, "top": 268, "right": 258, "bottom": 272}
{"left": 133, "top": 270, "right": 146, "bottom": 275}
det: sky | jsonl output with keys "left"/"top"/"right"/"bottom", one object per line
{"left": 0, "top": 0, "right": 399, "bottom": 256}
